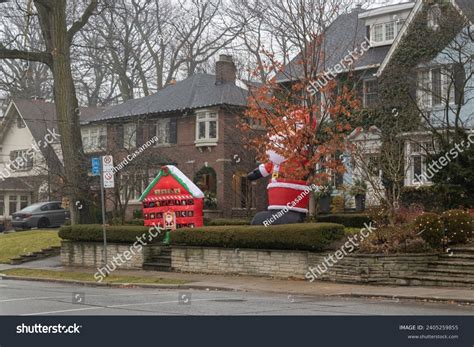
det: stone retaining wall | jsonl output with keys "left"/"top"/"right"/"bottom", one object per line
{"left": 314, "top": 254, "right": 440, "bottom": 285}
{"left": 61, "top": 241, "right": 439, "bottom": 285}
{"left": 171, "top": 246, "right": 439, "bottom": 284}
{"left": 171, "top": 246, "right": 326, "bottom": 278}
{"left": 60, "top": 241, "right": 166, "bottom": 270}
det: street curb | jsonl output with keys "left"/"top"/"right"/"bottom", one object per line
{"left": 1, "top": 275, "right": 472, "bottom": 305}
{"left": 331, "top": 293, "right": 474, "bottom": 305}
{"left": 0, "top": 275, "right": 233, "bottom": 292}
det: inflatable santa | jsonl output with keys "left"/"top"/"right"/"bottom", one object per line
{"left": 247, "top": 111, "right": 317, "bottom": 225}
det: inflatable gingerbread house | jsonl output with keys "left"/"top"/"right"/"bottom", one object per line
{"left": 139, "top": 165, "right": 204, "bottom": 229}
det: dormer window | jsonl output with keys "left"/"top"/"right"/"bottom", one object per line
{"left": 370, "top": 21, "right": 404, "bottom": 46}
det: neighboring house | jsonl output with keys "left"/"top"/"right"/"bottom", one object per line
{"left": 276, "top": 0, "right": 473, "bottom": 207}
{"left": 0, "top": 99, "right": 101, "bottom": 223}
{"left": 376, "top": 0, "right": 473, "bottom": 190}
{"left": 85, "top": 55, "right": 266, "bottom": 218}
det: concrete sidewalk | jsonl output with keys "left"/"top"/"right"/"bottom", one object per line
{"left": 2, "top": 256, "right": 473, "bottom": 304}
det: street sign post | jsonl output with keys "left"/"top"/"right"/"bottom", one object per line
{"left": 98, "top": 155, "right": 114, "bottom": 269}
{"left": 102, "top": 155, "right": 115, "bottom": 188}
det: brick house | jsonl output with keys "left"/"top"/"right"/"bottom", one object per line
{"left": 84, "top": 55, "right": 266, "bottom": 219}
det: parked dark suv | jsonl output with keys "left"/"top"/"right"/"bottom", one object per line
{"left": 12, "top": 201, "right": 70, "bottom": 230}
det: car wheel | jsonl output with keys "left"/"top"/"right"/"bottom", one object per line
{"left": 37, "top": 218, "right": 50, "bottom": 229}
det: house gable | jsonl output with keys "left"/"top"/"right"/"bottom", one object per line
{"left": 377, "top": 0, "right": 471, "bottom": 77}
{"left": 0, "top": 101, "right": 47, "bottom": 177}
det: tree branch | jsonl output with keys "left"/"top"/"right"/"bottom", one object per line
{"left": 67, "top": 0, "right": 98, "bottom": 42}
{"left": 0, "top": 45, "right": 52, "bottom": 67}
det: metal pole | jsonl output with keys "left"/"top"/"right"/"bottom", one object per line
{"left": 100, "top": 157, "right": 108, "bottom": 269}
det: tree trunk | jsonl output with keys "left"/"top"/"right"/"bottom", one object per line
{"left": 48, "top": 1, "right": 93, "bottom": 224}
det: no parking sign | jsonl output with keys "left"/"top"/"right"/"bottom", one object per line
{"left": 102, "top": 155, "right": 115, "bottom": 188}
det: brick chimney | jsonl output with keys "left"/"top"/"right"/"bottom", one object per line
{"left": 353, "top": 2, "right": 363, "bottom": 13}
{"left": 215, "top": 54, "right": 236, "bottom": 85}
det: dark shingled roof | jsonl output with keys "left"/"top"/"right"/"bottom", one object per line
{"left": 0, "top": 177, "right": 33, "bottom": 191}
{"left": 91, "top": 73, "right": 249, "bottom": 122}
{"left": 456, "top": 0, "right": 474, "bottom": 23}
{"left": 0, "top": 99, "right": 102, "bottom": 171}
{"left": 275, "top": 5, "right": 407, "bottom": 82}
{"left": 10, "top": 99, "right": 102, "bottom": 140}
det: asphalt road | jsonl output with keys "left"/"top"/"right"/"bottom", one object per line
{"left": 0, "top": 279, "right": 473, "bottom": 315}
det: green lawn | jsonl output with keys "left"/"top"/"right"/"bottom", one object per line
{"left": 0, "top": 230, "right": 61, "bottom": 263}
{"left": 0, "top": 268, "right": 189, "bottom": 285}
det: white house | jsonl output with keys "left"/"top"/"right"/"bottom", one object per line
{"left": 0, "top": 98, "right": 101, "bottom": 223}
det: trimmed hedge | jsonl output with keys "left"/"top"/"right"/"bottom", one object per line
{"left": 413, "top": 213, "right": 444, "bottom": 248}
{"left": 59, "top": 225, "right": 165, "bottom": 244}
{"left": 170, "top": 223, "right": 345, "bottom": 251}
{"left": 127, "top": 218, "right": 145, "bottom": 226}
{"left": 205, "top": 218, "right": 251, "bottom": 226}
{"left": 59, "top": 223, "right": 345, "bottom": 251}
{"left": 316, "top": 214, "right": 371, "bottom": 228}
{"left": 441, "top": 209, "right": 473, "bottom": 244}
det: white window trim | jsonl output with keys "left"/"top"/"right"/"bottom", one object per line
{"left": 123, "top": 123, "right": 137, "bottom": 149}
{"left": 370, "top": 21, "right": 402, "bottom": 47}
{"left": 417, "top": 66, "right": 455, "bottom": 110}
{"left": 82, "top": 126, "right": 107, "bottom": 153}
{"left": 195, "top": 109, "right": 219, "bottom": 147}
{"left": 3, "top": 193, "right": 31, "bottom": 217}
{"left": 10, "top": 149, "right": 34, "bottom": 172}
{"left": 155, "top": 118, "right": 171, "bottom": 147}
{"left": 427, "top": 4, "right": 441, "bottom": 31}
{"left": 407, "top": 141, "right": 435, "bottom": 186}
{"left": 363, "top": 79, "right": 378, "bottom": 107}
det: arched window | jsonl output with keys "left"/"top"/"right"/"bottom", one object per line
{"left": 193, "top": 166, "right": 217, "bottom": 194}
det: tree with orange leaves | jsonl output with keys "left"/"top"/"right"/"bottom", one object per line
{"left": 243, "top": 45, "right": 360, "bottom": 221}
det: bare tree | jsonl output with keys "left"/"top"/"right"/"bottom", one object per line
{"left": 0, "top": 0, "right": 99, "bottom": 224}
{"left": 0, "top": 1, "right": 52, "bottom": 98}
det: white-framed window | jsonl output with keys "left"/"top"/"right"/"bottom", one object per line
{"left": 408, "top": 141, "right": 435, "bottom": 186}
{"left": 5, "top": 194, "right": 31, "bottom": 216}
{"left": 9, "top": 195, "right": 17, "bottom": 216}
{"left": 195, "top": 110, "right": 218, "bottom": 146}
{"left": 427, "top": 4, "right": 441, "bottom": 30}
{"left": 371, "top": 21, "right": 403, "bottom": 46}
{"left": 417, "top": 67, "right": 455, "bottom": 109}
{"left": 20, "top": 195, "right": 28, "bottom": 209}
{"left": 363, "top": 79, "right": 379, "bottom": 107}
{"left": 156, "top": 118, "right": 171, "bottom": 145}
{"left": 123, "top": 123, "right": 137, "bottom": 149}
{"left": 82, "top": 126, "right": 107, "bottom": 152}
{"left": 385, "top": 22, "right": 395, "bottom": 40}
{"left": 9, "top": 150, "right": 33, "bottom": 171}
